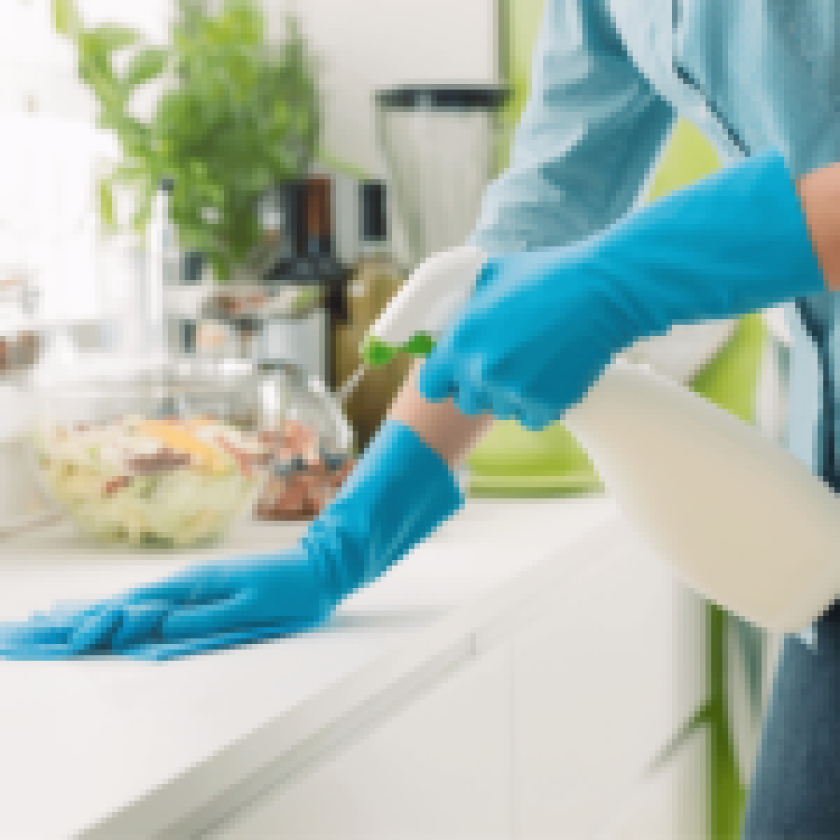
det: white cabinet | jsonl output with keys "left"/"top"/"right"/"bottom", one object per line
{"left": 597, "top": 726, "right": 710, "bottom": 840}
{"left": 206, "top": 645, "right": 513, "bottom": 840}
{"left": 205, "top": 520, "right": 709, "bottom": 840}
{"left": 511, "top": 526, "right": 708, "bottom": 839}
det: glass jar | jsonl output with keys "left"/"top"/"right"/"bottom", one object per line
{"left": 0, "top": 268, "right": 50, "bottom": 530}
{"left": 0, "top": 268, "right": 42, "bottom": 379}
{"left": 254, "top": 361, "right": 355, "bottom": 522}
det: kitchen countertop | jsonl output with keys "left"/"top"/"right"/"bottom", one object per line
{"left": 0, "top": 495, "right": 622, "bottom": 839}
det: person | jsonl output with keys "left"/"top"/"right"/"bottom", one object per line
{"left": 2, "top": 1, "right": 840, "bottom": 834}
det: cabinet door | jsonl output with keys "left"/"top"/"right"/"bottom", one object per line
{"left": 206, "top": 645, "right": 513, "bottom": 840}
{"left": 512, "top": 523, "right": 708, "bottom": 839}
{"left": 596, "top": 726, "right": 710, "bottom": 840}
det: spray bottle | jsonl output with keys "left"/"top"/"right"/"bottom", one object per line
{"left": 347, "top": 245, "right": 840, "bottom": 634}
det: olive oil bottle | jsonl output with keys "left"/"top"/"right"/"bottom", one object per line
{"left": 332, "top": 182, "right": 409, "bottom": 453}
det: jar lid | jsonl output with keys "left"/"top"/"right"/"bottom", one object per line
{"left": 376, "top": 84, "right": 509, "bottom": 111}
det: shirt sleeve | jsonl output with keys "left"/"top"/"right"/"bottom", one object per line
{"left": 471, "top": 0, "right": 676, "bottom": 253}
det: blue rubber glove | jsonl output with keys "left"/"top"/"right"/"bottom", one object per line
{"left": 417, "top": 149, "right": 825, "bottom": 430}
{"left": 0, "top": 419, "right": 463, "bottom": 660}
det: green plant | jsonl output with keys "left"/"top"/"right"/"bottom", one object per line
{"left": 53, "top": 0, "right": 319, "bottom": 282}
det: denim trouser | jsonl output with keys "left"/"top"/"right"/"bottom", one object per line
{"left": 742, "top": 598, "right": 840, "bottom": 838}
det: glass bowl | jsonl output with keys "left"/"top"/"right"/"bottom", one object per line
{"left": 31, "top": 359, "right": 272, "bottom": 548}
{"left": 31, "top": 357, "right": 355, "bottom": 546}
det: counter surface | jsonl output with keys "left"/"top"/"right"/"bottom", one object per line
{"left": 0, "top": 496, "right": 620, "bottom": 838}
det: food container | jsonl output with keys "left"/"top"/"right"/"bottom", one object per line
{"left": 31, "top": 356, "right": 355, "bottom": 546}
{"left": 31, "top": 359, "right": 272, "bottom": 548}
{"left": 255, "top": 361, "right": 355, "bottom": 522}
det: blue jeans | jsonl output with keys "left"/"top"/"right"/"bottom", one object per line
{"left": 742, "top": 599, "right": 840, "bottom": 838}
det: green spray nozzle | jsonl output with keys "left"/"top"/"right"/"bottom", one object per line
{"left": 362, "top": 332, "right": 436, "bottom": 367}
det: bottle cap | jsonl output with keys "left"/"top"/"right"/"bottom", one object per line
{"left": 361, "top": 332, "right": 435, "bottom": 367}
{"left": 360, "top": 181, "right": 387, "bottom": 244}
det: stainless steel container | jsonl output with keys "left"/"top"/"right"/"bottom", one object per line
{"left": 375, "top": 84, "right": 508, "bottom": 267}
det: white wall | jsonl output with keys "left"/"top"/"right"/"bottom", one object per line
{"left": 0, "top": 0, "right": 172, "bottom": 325}
{"left": 265, "top": 0, "right": 500, "bottom": 178}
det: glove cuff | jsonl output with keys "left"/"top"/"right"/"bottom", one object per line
{"left": 302, "top": 418, "right": 464, "bottom": 607}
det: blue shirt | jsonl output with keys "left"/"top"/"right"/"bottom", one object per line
{"left": 472, "top": 0, "right": 840, "bottom": 484}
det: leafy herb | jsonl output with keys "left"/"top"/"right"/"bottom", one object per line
{"left": 53, "top": 0, "right": 319, "bottom": 283}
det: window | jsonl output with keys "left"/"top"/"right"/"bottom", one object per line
{"left": 0, "top": 0, "right": 170, "bottom": 326}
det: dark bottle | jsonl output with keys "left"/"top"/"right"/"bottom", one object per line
{"left": 331, "top": 181, "right": 409, "bottom": 452}
{"left": 256, "top": 177, "right": 349, "bottom": 387}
